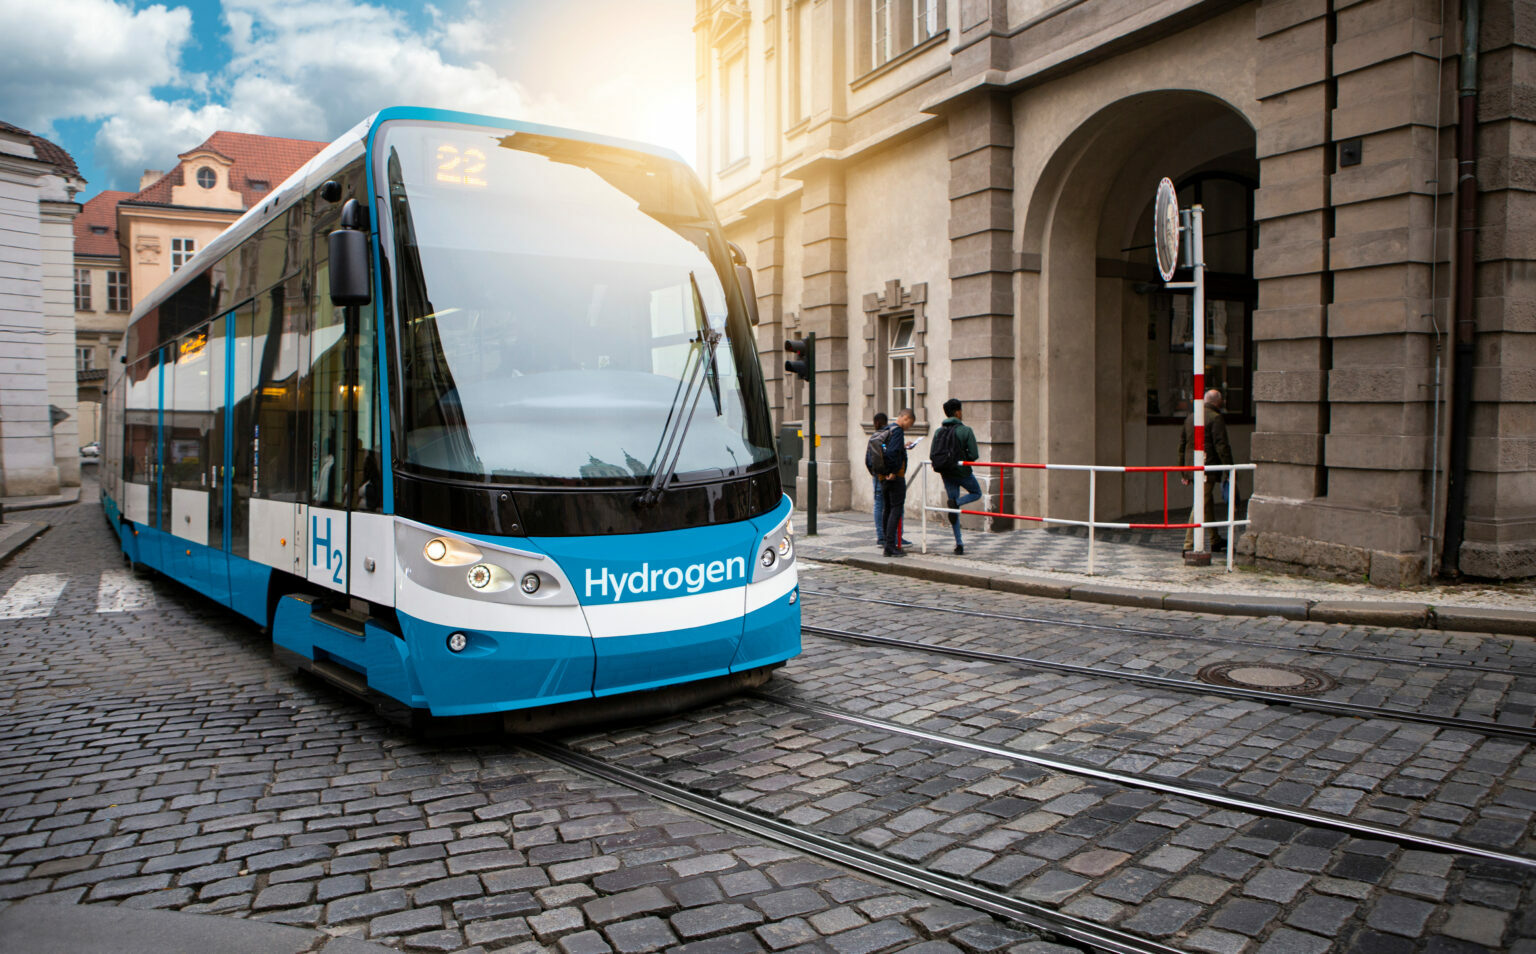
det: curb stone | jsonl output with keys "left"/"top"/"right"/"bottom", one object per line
{"left": 818, "top": 555, "right": 1536, "bottom": 638}
{"left": 0, "top": 900, "right": 397, "bottom": 954}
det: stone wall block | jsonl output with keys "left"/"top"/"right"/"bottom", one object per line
{"left": 1326, "top": 297, "right": 1434, "bottom": 337}
{"left": 1257, "top": 87, "right": 1332, "bottom": 156}
{"left": 948, "top": 330, "right": 1015, "bottom": 361}
{"left": 1328, "top": 226, "right": 1438, "bottom": 270}
{"left": 1331, "top": 157, "right": 1440, "bottom": 206}
{"left": 949, "top": 245, "right": 1016, "bottom": 280}
{"left": 948, "top": 150, "right": 1014, "bottom": 199}
{"left": 801, "top": 241, "right": 848, "bottom": 277}
{"left": 1328, "top": 365, "right": 1434, "bottom": 403}
{"left": 1253, "top": 239, "right": 1327, "bottom": 278}
{"left": 948, "top": 192, "right": 1013, "bottom": 239}
{"left": 1256, "top": 175, "right": 1329, "bottom": 219}
{"left": 1257, "top": 273, "right": 1329, "bottom": 309}
{"left": 1254, "top": 303, "right": 1327, "bottom": 339}
{"left": 1471, "top": 363, "right": 1536, "bottom": 402}
{"left": 1254, "top": 369, "right": 1326, "bottom": 402}
{"left": 1255, "top": 0, "right": 1327, "bottom": 39}
{"left": 1325, "top": 433, "right": 1431, "bottom": 470}
{"left": 1333, "top": 18, "right": 1440, "bottom": 75}
{"left": 1252, "top": 431, "right": 1325, "bottom": 464}
{"left": 949, "top": 278, "right": 1013, "bottom": 318}
{"left": 1254, "top": 19, "right": 1330, "bottom": 99}
{"left": 1251, "top": 464, "right": 1325, "bottom": 501}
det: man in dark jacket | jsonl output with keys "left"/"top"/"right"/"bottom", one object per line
{"left": 936, "top": 398, "right": 982, "bottom": 554}
{"left": 1178, "top": 389, "right": 1235, "bottom": 551}
{"left": 879, "top": 408, "right": 915, "bottom": 557}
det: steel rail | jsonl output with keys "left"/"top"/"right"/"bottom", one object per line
{"left": 801, "top": 623, "right": 1536, "bottom": 744}
{"left": 799, "top": 588, "right": 1532, "bottom": 679}
{"left": 761, "top": 695, "right": 1536, "bottom": 872}
{"left": 522, "top": 737, "right": 1184, "bottom": 954}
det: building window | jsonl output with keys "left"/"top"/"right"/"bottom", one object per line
{"left": 888, "top": 317, "right": 915, "bottom": 413}
{"left": 865, "top": 0, "right": 945, "bottom": 72}
{"left": 107, "top": 270, "right": 129, "bottom": 312}
{"left": 171, "top": 237, "right": 195, "bottom": 272}
{"left": 196, "top": 166, "right": 216, "bottom": 189}
{"left": 792, "top": 0, "right": 814, "bottom": 124}
{"left": 721, "top": 50, "right": 748, "bottom": 167}
{"left": 74, "top": 268, "right": 91, "bottom": 310}
{"left": 861, "top": 280, "right": 929, "bottom": 425}
{"left": 76, "top": 346, "right": 95, "bottom": 372}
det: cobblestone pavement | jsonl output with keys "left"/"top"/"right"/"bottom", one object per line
{"left": 4, "top": 489, "right": 1535, "bottom": 953}
{"left": 0, "top": 493, "right": 1069, "bottom": 953}
{"left": 799, "top": 510, "right": 1536, "bottom": 610}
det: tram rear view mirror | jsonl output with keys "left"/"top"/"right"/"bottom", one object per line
{"left": 729, "top": 242, "right": 759, "bottom": 327}
{"left": 329, "top": 199, "right": 372, "bottom": 307}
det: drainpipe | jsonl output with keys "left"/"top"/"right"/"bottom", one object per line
{"left": 1441, "top": 0, "right": 1480, "bottom": 577}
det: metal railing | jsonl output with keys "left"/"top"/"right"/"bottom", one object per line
{"left": 916, "top": 460, "right": 1256, "bottom": 573}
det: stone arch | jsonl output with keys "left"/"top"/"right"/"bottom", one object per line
{"left": 1016, "top": 90, "right": 1258, "bottom": 523}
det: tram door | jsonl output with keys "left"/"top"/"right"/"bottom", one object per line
{"left": 306, "top": 219, "right": 351, "bottom": 595}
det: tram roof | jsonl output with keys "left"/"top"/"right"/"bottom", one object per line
{"left": 126, "top": 106, "right": 689, "bottom": 336}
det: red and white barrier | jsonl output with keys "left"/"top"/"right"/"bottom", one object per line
{"left": 917, "top": 459, "right": 1256, "bottom": 573}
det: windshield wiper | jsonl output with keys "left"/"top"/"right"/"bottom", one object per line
{"left": 637, "top": 274, "right": 722, "bottom": 508}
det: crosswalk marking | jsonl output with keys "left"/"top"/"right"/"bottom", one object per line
{"left": 95, "top": 570, "right": 156, "bottom": 613}
{"left": 0, "top": 574, "right": 69, "bottom": 620}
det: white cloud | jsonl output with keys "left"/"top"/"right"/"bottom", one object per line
{"left": 0, "top": 0, "right": 196, "bottom": 132}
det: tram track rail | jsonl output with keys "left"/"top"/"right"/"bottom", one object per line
{"left": 799, "top": 621, "right": 1536, "bottom": 744}
{"left": 522, "top": 737, "right": 1179, "bottom": 954}
{"left": 801, "top": 588, "right": 1535, "bottom": 679}
{"left": 756, "top": 694, "right": 1536, "bottom": 872}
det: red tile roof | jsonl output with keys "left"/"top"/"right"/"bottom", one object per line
{"left": 0, "top": 120, "right": 81, "bottom": 180}
{"left": 73, "top": 190, "right": 133, "bottom": 258}
{"left": 126, "top": 130, "right": 327, "bottom": 210}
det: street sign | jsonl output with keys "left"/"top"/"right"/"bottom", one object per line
{"left": 1155, "top": 177, "right": 1179, "bottom": 282}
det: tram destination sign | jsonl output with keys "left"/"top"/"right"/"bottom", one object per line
{"left": 1155, "top": 176, "right": 1179, "bottom": 282}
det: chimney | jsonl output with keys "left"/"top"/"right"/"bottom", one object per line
{"left": 139, "top": 170, "right": 164, "bottom": 190}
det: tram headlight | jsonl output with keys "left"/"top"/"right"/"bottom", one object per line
{"left": 467, "top": 564, "right": 493, "bottom": 589}
{"left": 760, "top": 547, "right": 777, "bottom": 569}
{"left": 424, "top": 535, "right": 482, "bottom": 566}
{"left": 751, "top": 513, "right": 796, "bottom": 584}
{"left": 447, "top": 631, "right": 468, "bottom": 653}
{"left": 464, "top": 561, "right": 515, "bottom": 593}
{"left": 520, "top": 573, "right": 540, "bottom": 594}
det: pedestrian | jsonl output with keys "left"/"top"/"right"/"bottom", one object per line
{"left": 932, "top": 398, "right": 981, "bottom": 554}
{"left": 871, "top": 412, "right": 888, "bottom": 549}
{"left": 878, "top": 408, "right": 915, "bottom": 557}
{"left": 1179, "top": 388, "right": 1235, "bottom": 552}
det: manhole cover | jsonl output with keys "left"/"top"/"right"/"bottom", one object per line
{"left": 1196, "top": 662, "right": 1336, "bottom": 696}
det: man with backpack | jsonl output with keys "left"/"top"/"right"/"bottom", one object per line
{"left": 867, "top": 407, "right": 915, "bottom": 557}
{"left": 931, "top": 399, "right": 982, "bottom": 554}
{"left": 1178, "top": 389, "right": 1236, "bottom": 552}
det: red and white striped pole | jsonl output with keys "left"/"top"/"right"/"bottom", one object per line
{"left": 1190, "top": 204, "right": 1207, "bottom": 554}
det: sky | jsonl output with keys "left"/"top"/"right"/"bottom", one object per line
{"left": 0, "top": 0, "right": 699, "bottom": 199}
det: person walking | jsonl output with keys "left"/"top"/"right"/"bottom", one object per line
{"left": 879, "top": 408, "right": 915, "bottom": 557}
{"left": 932, "top": 398, "right": 982, "bottom": 554}
{"left": 1179, "top": 388, "right": 1235, "bottom": 552}
{"left": 871, "top": 412, "right": 888, "bottom": 548}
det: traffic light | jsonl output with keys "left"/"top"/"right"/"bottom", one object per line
{"left": 785, "top": 336, "right": 814, "bottom": 382}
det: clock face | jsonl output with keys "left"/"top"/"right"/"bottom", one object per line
{"left": 1155, "top": 177, "right": 1179, "bottom": 281}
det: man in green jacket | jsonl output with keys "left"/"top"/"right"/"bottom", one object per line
{"left": 934, "top": 398, "right": 982, "bottom": 554}
{"left": 1178, "top": 389, "right": 1235, "bottom": 551}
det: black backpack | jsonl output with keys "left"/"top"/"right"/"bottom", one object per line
{"left": 865, "top": 426, "right": 895, "bottom": 476}
{"left": 930, "top": 422, "right": 962, "bottom": 475}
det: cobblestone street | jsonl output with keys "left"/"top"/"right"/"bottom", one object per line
{"left": 1, "top": 491, "right": 1534, "bottom": 953}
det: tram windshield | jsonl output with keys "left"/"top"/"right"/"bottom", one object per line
{"left": 378, "top": 121, "right": 776, "bottom": 486}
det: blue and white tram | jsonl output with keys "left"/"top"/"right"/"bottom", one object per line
{"left": 100, "top": 107, "right": 800, "bottom": 725}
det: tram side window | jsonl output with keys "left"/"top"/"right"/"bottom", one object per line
{"left": 159, "top": 346, "right": 175, "bottom": 528}
{"left": 309, "top": 258, "right": 347, "bottom": 508}
{"left": 169, "top": 329, "right": 213, "bottom": 537}
{"left": 207, "top": 315, "right": 226, "bottom": 549}
{"left": 230, "top": 303, "right": 257, "bottom": 558}
{"left": 124, "top": 354, "right": 158, "bottom": 489}
{"left": 254, "top": 275, "right": 305, "bottom": 501}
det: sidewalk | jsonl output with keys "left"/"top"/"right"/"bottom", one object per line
{"left": 795, "top": 509, "right": 1536, "bottom": 636}
{"left": 0, "top": 485, "right": 78, "bottom": 565}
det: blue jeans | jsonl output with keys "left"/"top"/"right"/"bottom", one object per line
{"left": 942, "top": 473, "right": 983, "bottom": 546}
{"left": 872, "top": 476, "right": 886, "bottom": 544}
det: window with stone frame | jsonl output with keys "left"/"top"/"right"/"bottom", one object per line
{"left": 171, "top": 237, "right": 196, "bottom": 272}
{"left": 107, "top": 270, "right": 129, "bottom": 312}
{"left": 861, "top": 0, "right": 945, "bottom": 74}
{"left": 720, "top": 49, "right": 749, "bottom": 167}
{"left": 791, "top": 0, "right": 814, "bottom": 126}
{"left": 76, "top": 346, "right": 95, "bottom": 372}
{"left": 861, "top": 280, "right": 928, "bottom": 428}
{"left": 74, "top": 268, "right": 91, "bottom": 310}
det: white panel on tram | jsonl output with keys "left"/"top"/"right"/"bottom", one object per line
{"left": 349, "top": 512, "right": 395, "bottom": 606}
{"left": 306, "top": 506, "right": 348, "bottom": 592}
{"left": 170, "top": 488, "right": 209, "bottom": 546}
{"left": 250, "top": 498, "right": 302, "bottom": 573}
{"left": 124, "top": 483, "right": 150, "bottom": 524}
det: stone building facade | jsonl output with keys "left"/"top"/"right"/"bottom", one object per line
{"left": 0, "top": 122, "right": 84, "bottom": 496}
{"left": 695, "top": 0, "right": 1535, "bottom": 583}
